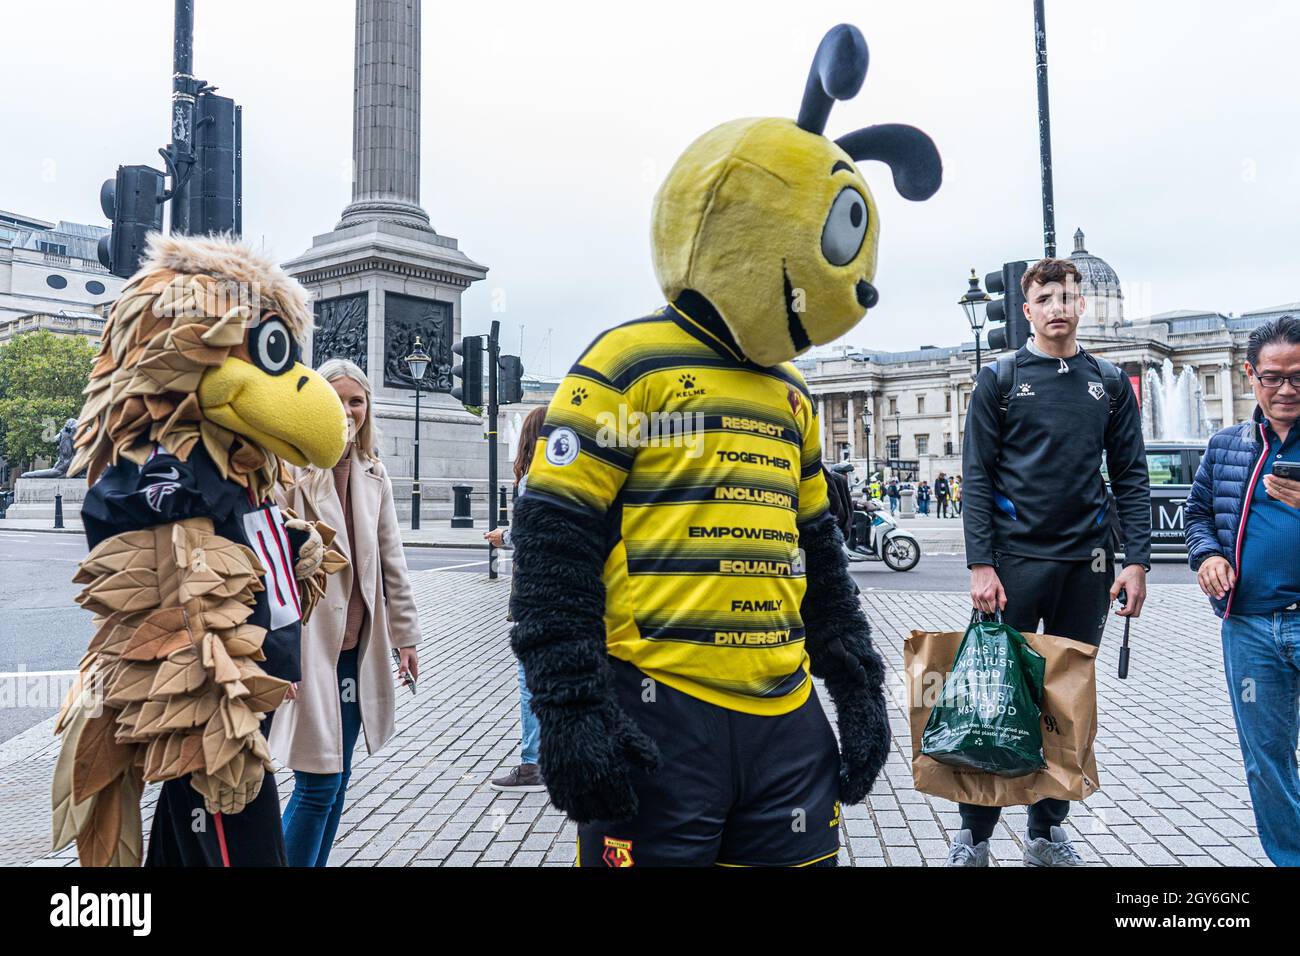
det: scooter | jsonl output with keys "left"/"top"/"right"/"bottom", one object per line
{"left": 842, "top": 498, "right": 921, "bottom": 571}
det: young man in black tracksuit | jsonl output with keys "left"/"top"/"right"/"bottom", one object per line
{"left": 950, "top": 257, "right": 1152, "bottom": 867}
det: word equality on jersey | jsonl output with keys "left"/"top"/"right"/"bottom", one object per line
{"left": 524, "top": 304, "right": 829, "bottom": 716}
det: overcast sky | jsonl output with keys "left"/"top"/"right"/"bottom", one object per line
{"left": 5, "top": 0, "right": 1299, "bottom": 375}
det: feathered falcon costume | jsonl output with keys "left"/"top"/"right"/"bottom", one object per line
{"left": 51, "top": 233, "right": 349, "bottom": 867}
{"left": 509, "top": 24, "right": 941, "bottom": 866}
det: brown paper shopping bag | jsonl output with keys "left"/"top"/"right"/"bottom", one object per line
{"left": 905, "top": 625, "right": 1101, "bottom": 806}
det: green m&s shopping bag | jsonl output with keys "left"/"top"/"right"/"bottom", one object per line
{"left": 920, "top": 611, "right": 1047, "bottom": 777}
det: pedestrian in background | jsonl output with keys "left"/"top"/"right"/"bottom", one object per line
{"left": 1184, "top": 315, "right": 1300, "bottom": 866}
{"left": 886, "top": 476, "right": 900, "bottom": 515}
{"left": 917, "top": 480, "right": 931, "bottom": 516}
{"left": 487, "top": 405, "right": 548, "bottom": 792}
{"left": 953, "top": 475, "right": 963, "bottom": 515}
{"left": 272, "top": 359, "right": 421, "bottom": 867}
{"left": 935, "top": 472, "right": 950, "bottom": 518}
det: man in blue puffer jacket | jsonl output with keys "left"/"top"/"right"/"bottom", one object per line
{"left": 1185, "top": 314, "right": 1300, "bottom": 866}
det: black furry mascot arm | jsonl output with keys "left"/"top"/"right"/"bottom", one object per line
{"left": 799, "top": 509, "right": 891, "bottom": 803}
{"left": 508, "top": 495, "right": 660, "bottom": 823}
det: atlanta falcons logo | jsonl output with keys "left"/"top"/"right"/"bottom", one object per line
{"left": 144, "top": 480, "right": 182, "bottom": 512}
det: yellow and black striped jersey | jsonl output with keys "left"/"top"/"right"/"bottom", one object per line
{"left": 524, "top": 303, "right": 829, "bottom": 716}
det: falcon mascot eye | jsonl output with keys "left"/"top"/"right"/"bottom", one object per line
{"left": 251, "top": 315, "right": 297, "bottom": 376}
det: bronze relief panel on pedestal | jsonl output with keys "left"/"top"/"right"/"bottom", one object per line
{"left": 383, "top": 292, "right": 453, "bottom": 392}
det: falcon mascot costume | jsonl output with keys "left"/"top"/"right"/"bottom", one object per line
{"left": 509, "top": 24, "right": 941, "bottom": 866}
{"left": 50, "top": 233, "right": 349, "bottom": 866}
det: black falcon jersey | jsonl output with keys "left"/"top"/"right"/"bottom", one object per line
{"left": 523, "top": 304, "right": 830, "bottom": 715}
{"left": 80, "top": 443, "right": 307, "bottom": 683}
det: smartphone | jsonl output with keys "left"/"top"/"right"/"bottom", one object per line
{"left": 391, "top": 648, "right": 417, "bottom": 695}
{"left": 1271, "top": 461, "right": 1300, "bottom": 482}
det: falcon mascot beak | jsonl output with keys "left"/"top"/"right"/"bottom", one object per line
{"left": 197, "top": 315, "right": 348, "bottom": 468}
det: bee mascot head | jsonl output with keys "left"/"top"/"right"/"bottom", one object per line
{"left": 652, "top": 23, "right": 942, "bottom": 367}
{"left": 72, "top": 233, "right": 348, "bottom": 496}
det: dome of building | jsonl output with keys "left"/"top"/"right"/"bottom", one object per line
{"left": 1069, "top": 228, "right": 1121, "bottom": 292}
{"left": 1069, "top": 228, "right": 1123, "bottom": 325}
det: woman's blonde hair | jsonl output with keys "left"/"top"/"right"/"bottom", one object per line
{"left": 317, "top": 358, "right": 381, "bottom": 463}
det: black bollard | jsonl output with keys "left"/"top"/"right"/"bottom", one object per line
{"left": 54, "top": 492, "right": 64, "bottom": 530}
{"left": 450, "top": 484, "right": 474, "bottom": 529}
{"left": 498, "top": 485, "right": 509, "bottom": 527}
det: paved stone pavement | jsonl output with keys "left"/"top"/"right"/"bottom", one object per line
{"left": 2, "top": 571, "right": 1267, "bottom": 867}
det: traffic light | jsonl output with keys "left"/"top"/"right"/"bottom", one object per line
{"left": 985, "top": 260, "right": 1031, "bottom": 352}
{"left": 498, "top": 355, "right": 524, "bottom": 405}
{"left": 97, "top": 165, "right": 165, "bottom": 278}
{"left": 451, "top": 336, "right": 483, "bottom": 406}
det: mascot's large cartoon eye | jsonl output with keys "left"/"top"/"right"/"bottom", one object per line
{"left": 821, "top": 187, "right": 869, "bottom": 266}
{"left": 251, "top": 316, "right": 296, "bottom": 376}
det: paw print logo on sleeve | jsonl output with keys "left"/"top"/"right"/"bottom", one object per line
{"left": 571, "top": 386, "right": 589, "bottom": 406}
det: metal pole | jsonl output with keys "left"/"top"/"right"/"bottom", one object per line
{"left": 975, "top": 330, "right": 983, "bottom": 371}
{"left": 487, "top": 321, "right": 500, "bottom": 580}
{"left": 169, "top": 0, "right": 197, "bottom": 234}
{"left": 411, "top": 384, "right": 421, "bottom": 530}
{"left": 1034, "top": 0, "right": 1056, "bottom": 258}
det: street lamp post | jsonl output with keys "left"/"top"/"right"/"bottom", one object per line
{"left": 404, "top": 336, "right": 431, "bottom": 531}
{"left": 861, "top": 401, "right": 873, "bottom": 478}
{"left": 959, "top": 268, "right": 991, "bottom": 372}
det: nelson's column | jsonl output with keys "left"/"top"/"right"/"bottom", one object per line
{"left": 283, "top": 0, "right": 493, "bottom": 522}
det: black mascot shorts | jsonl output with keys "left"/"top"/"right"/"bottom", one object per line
{"left": 577, "top": 658, "right": 842, "bottom": 867}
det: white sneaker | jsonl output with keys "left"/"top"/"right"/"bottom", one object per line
{"left": 944, "top": 829, "right": 990, "bottom": 867}
{"left": 1023, "top": 826, "right": 1085, "bottom": 866}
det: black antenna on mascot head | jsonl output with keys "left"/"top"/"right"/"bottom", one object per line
{"left": 796, "top": 24, "right": 869, "bottom": 135}
{"left": 795, "top": 25, "right": 942, "bottom": 204}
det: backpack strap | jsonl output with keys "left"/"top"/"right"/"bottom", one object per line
{"left": 1084, "top": 352, "right": 1125, "bottom": 416}
{"left": 995, "top": 352, "right": 1017, "bottom": 417}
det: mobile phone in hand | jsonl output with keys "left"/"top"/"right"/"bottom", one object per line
{"left": 391, "top": 648, "right": 416, "bottom": 695}
{"left": 1271, "top": 461, "right": 1300, "bottom": 482}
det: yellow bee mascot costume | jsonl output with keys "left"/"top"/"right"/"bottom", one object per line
{"left": 510, "top": 24, "right": 941, "bottom": 866}
{"left": 50, "top": 233, "right": 349, "bottom": 866}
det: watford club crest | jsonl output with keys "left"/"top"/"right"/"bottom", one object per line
{"left": 602, "top": 836, "right": 635, "bottom": 867}
{"left": 1088, "top": 381, "right": 1105, "bottom": 401}
{"left": 787, "top": 387, "right": 801, "bottom": 418}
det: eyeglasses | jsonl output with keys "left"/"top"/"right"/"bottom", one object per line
{"left": 1248, "top": 369, "right": 1300, "bottom": 390}
{"left": 1249, "top": 366, "right": 1300, "bottom": 389}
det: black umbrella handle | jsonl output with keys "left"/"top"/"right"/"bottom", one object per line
{"left": 1116, "top": 588, "right": 1131, "bottom": 680}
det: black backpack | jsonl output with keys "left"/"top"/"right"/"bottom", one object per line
{"left": 995, "top": 349, "right": 1125, "bottom": 418}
